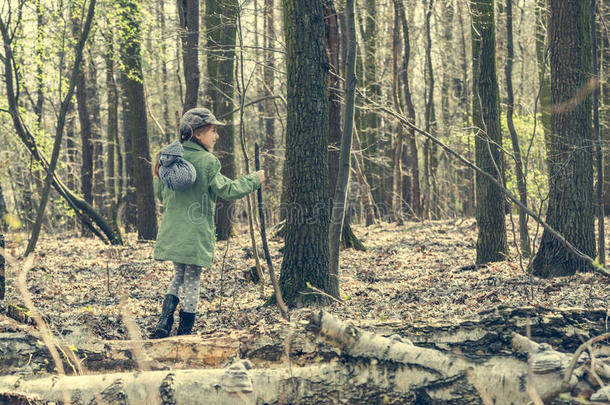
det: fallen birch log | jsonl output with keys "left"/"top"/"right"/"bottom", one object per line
{"left": 0, "top": 359, "right": 475, "bottom": 404}
{"left": 308, "top": 310, "right": 603, "bottom": 403}
{"left": 2, "top": 308, "right": 607, "bottom": 403}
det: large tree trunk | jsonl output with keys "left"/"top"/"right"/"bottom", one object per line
{"left": 206, "top": 0, "right": 238, "bottom": 241}
{"left": 471, "top": 0, "right": 508, "bottom": 264}
{"left": 117, "top": 0, "right": 158, "bottom": 240}
{"left": 178, "top": 0, "right": 200, "bottom": 113}
{"left": 279, "top": 0, "right": 337, "bottom": 306}
{"left": 531, "top": 0, "right": 595, "bottom": 277}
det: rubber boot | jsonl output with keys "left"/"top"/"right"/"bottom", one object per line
{"left": 150, "top": 294, "right": 179, "bottom": 339}
{"left": 176, "top": 310, "right": 196, "bottom": 335}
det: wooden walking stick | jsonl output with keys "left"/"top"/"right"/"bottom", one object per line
{"left": 255, "top": 144, "right": 289, "bottom": 320}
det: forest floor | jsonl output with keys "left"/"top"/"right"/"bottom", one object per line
{"left": 2, "top": 216, "right": 609, "bottom": 346}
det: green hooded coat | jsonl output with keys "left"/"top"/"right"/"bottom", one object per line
{"left": 154, "top": 140, "right": 261, "bottom": 267}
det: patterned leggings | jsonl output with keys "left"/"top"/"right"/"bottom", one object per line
{"left": 166, "top": 262, "right": 202, "bottom": 313}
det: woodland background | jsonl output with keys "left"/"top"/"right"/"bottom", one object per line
{"left": 0, "top": 0, "right": 609, "bottom": 403}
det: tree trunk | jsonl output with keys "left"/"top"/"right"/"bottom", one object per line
{"left": 65, "top": 102, "right": 77, "bottom": 193}
{"left": 119, "top": 72, "right": 137, "bottom": 233}
{"left": 73, "top": 13, "right": 94, "bottom": 235}
{"left": 0, "top": 183, "right": 6, "bottom": 233}
{"left": 535, "top": 0, "right": 552, "bottom": 165}
{"left": 423, "top": 0, "right": 438, "bottom": 220}
{"left": 531, "top": 0, "right": 595, "bottom": 277}
{"left": 457, "top": 0, "right": 475, "bottom": 217}
{"left": 325, "top": 0, "right": 341, "bottom": 202}
{"left": 105, "top": 28, "right": 121, "bottom": 240}
{"left": 34, "top": 0, "right": 44, "bottom": 128}
{"left": 325, "top": 0, "right": 363, "bottom": 250}
{"left": 329, "top": 0, "right": 356, "bottom": 283}
{"left": 352, "top": 129, "right": 377, "bottom": 226}
{"left": 158, "top": 0, "right": 172, "bottom": 143}
{"left": 65, "top": 102, "right": 78, "bottom": 230}
{"left": 440, "top": 1, "right": 455, "bottom": 217}
{"left": 178, "top": 0, "right": 200, "bottom": 113}
{"left": 0, "top": 234, "right": 4, "bottom": 300}
{"left": 279, "top": 0, "right": 337, "bottom": 306}
{"left": 390, "top": 0, "right": 404, "bottom": 223}
{"left": 362, "top": 0, "right": 381, "bottom": 217}
{"left": 206, "top": 0, "right": 238, "bottom": 241}
{"left": 471, "top": 0, "right": 508, "bottom": 264}
{"left": 396, "top": 1, "right": 420, "bottom": 220}
{"left": 117, "top": 0, "right": 158, "bottom": 240}
{"left": 504, "top": 0, "right": 531, "bottom": 258}
{"left": 602, "top": 0, "right": 610, "bottom": 214}
{"left": 263, "top": 0, "right": 277, "bottom": 184}
{"left": 88, "top": 51, "right": 106, "bottom": 215}
{"left": 591, "top": 0, "right": 604, "bottom": 265}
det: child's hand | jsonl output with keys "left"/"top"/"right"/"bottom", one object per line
{"left": 256, "top": 170, "right": 265, "bottom": 184}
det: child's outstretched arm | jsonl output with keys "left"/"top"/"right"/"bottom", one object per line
{"left": 208, "top": 158, "right": 263, "bottom": 200}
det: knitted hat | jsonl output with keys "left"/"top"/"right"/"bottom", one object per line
{"left": 180, "top": 107, "right": 225, "bottom": 141}
{"left": 158, "top": 141, "right": 197, "bottom": 191}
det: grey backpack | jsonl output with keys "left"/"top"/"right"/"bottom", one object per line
{"left": 158, "top": 141, "right": 197, "bottom": 191}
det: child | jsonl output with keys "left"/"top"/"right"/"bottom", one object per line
{"left": 151, "top": 107, "right": 264, "bottom": 338}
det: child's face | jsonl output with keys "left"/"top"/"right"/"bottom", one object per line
{"left": 196, "top": 125, "right": 219, "bottom": 151}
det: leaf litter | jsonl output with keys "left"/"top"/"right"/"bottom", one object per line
{"left": 1, "top": 218, "right": 608, "bottom": 348}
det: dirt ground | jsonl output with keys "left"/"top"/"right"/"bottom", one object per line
{"left": 2, "top": 218, "right": 609, "bottom": 343}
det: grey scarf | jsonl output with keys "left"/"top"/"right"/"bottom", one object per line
{"left": 158, "top": 141, "right": 197, "bottom": 191}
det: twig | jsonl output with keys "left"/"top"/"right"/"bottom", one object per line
{"left": 562, "top": 332, "right": 610, "bottom": 391}
{"left": 585, "top": 341, "right": 610, "bottom": 401}
{"left": 217, "top": 238, "right": 231, "bottom": 313}
{"left": 301, "top": 283, "right": 346, "bottom": 306}
{"left": 255, "top": 143, "right": 289, "bottom": 320}
{"left": 216, "top": 95, "right": 281, "bottom": 120}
